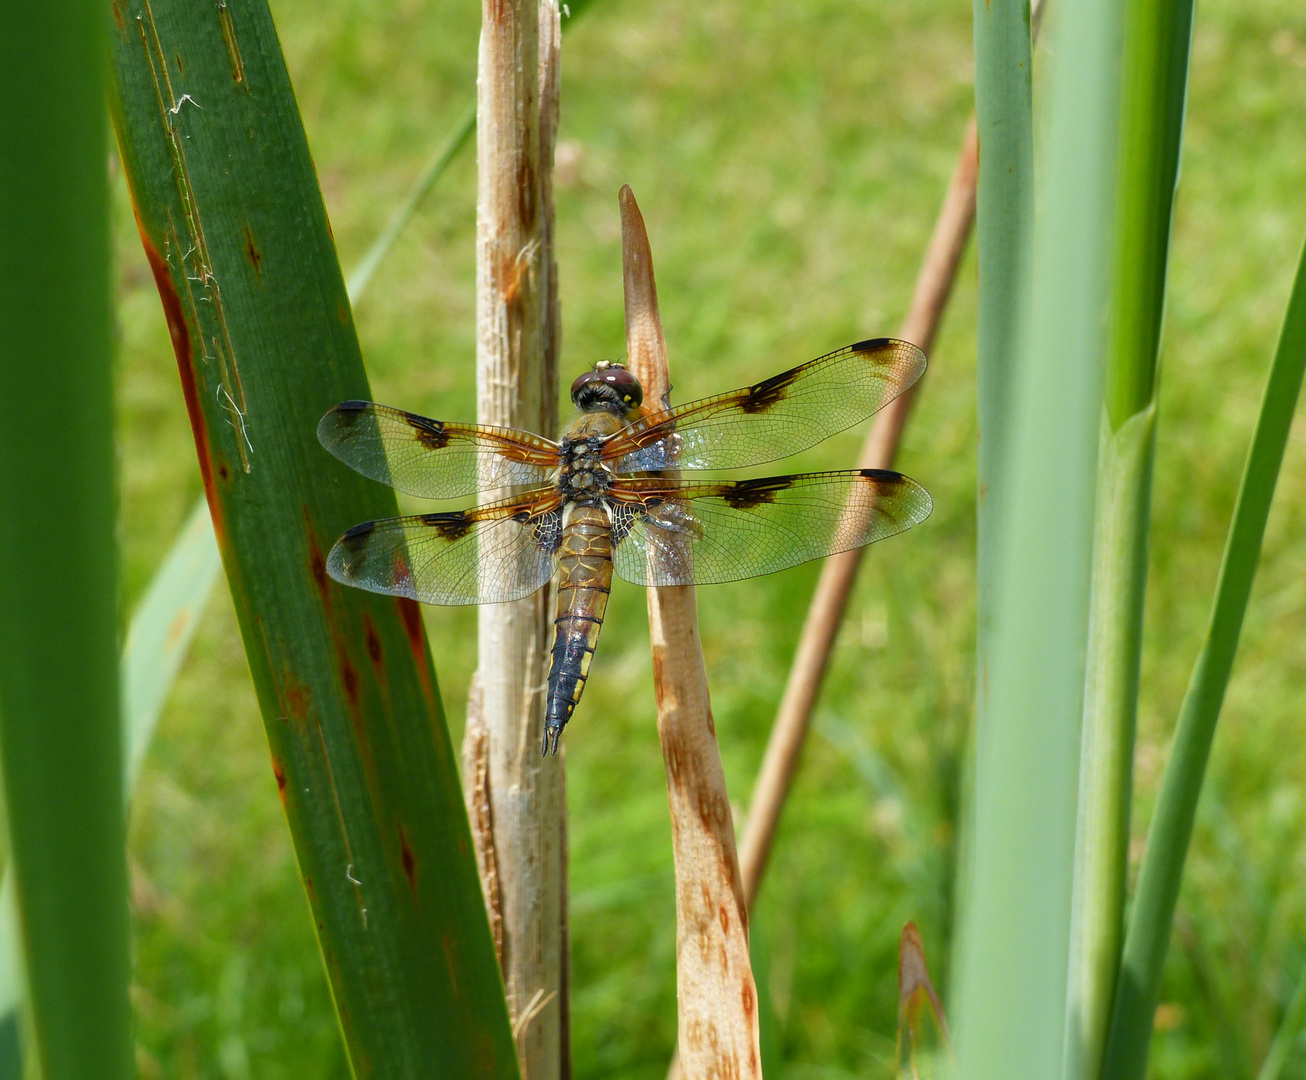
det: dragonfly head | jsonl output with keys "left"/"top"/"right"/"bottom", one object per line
{"left": 571, "top": 361, "right": 643, "bottom": 416}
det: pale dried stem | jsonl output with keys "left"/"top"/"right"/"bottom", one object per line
{"left": 621, "top": 186, "right": 764, "bottom": 1080}
{"left": 469, "top": 1, "right": 564, "bottom": 1077}
{"left": 737, "top": 117, "right": 979, "bottom": 907}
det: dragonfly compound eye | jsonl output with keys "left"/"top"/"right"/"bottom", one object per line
{"left": 570, "top": 363, "right": 644, "bottom": 412}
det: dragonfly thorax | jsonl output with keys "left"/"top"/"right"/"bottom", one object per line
{"left": 557, "top": 434, "right": 614, "bottom": 502}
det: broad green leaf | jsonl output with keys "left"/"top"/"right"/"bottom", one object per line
{"left": 954, "top": 0, "right": 1127, "bottom": 1072}
{"left": 107, "top": 0, "right": 518, "bottom": 1075}
{"left": 0, "top": 0, "right": 133, "bottom": 1075}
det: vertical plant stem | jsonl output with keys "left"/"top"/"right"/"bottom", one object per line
{"left": 954, "top": 0, "right": 1125, "bottom": 1070}
{"left": 1067, "top": 1, "right": 1194, "bottom": 1075}
{"left": 1102, "top": 233, "right": 1306, "bottom": 1080}
{"left": 0, "top": 1, "right": 133, "bottom": 1075}
{"left": 472, "top": 1, "right": 564, "bottom": 1074}
{"left": 737, "top": 118, "right": 978, "bottom": 904}
{"left": 622, "top": 186, "right": 763, "bottom": 1080}
{"left": 972, "top": 0, "right": 1034, "bottom": 732}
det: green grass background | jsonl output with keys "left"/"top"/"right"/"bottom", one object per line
{"left": 115, "top": 0, "right": 1306, "bottom": 1075}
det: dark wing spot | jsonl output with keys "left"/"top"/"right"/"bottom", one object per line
{"left": 342, "top": 520, "right": 378, "bottom": 543}
{"left": 405, "top": 411, "right": 450, "bottom": 449}
{"left": 740, "top": 367, "right": 802, "bottom": 414}
{"left": 422, "top": 511, "right": 473, "bottom": 540}
{"left": 859, "top": 468, "right": 905, "bottom": 484}
{"left": 721, "top": 476, "right": 794, "bottom": 510}
{"left": 337, "top": 400, "right": 369, "bottom": 412}
{"left": 851, "top": 336, "right": 892, "bottom": 353}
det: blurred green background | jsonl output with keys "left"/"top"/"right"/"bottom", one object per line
{"left": 115, "top": 0, "right": 1306, "bottom": 1075}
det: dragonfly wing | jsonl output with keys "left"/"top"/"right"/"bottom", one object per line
{"left": 318, "top": 401, "right": 559, "bottom": 499}
{"left": 610, "top": 470, "right": 931, "bottom": 587}
{"left": 602, "top": 338, "right": 925, "bottom": 473}
{"left": 327, "top": 490, "right": 563, "bottom": 605}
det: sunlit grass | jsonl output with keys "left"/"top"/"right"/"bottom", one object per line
{"left": 116, "top": 0, "right": 1306, "bottom": 1074}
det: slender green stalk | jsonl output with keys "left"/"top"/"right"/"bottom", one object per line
{"left": 1256, "top": 964, "right": 1306, "bottom": 1080}
{"left": 1066, "top": 2, "right": 1194, "bottom": 1077}
{"left": 0, "top": 1, "right": 133, "bottom": 1076}
{"left": 109, "top": 0, "right": 518, "bottom": 1073}
{"left": 1102, "top": 232, "right": 1306, "bottom": 1080}
{"left": 972, "top": 0, "right": 1033, "bottom": 612}
{"left": 963, "top": 0, "right": 1033, "bottom": 1012}
{"left": 954, "top": 0, "right": 1126, "bottom": 1070}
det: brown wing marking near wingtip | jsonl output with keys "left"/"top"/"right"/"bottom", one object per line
{"left": 327, "top": 489, "right": 563, "bottom": 606}
{"left": 600, "top": 338, "right": 927, "bottom": 474}
{"left": 608, "top": 469, "right": 931, "bottom": 587}
{"left": 318, "top": 401, "right": 559, "bottom": 500}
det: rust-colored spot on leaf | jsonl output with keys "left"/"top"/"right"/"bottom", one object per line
{"left": 442, "top": 937, "right": 460, "bottom": 998}
{"left": 398, "top": 824, "right": 417, "bottom": 893}
{"left": 138, "top": 223, "right": 228, "bottom": 547}
{"left": 396, "top": 596, "right": 435, "bottom": 703}
{"left": 364, "top": 615, "right": 384, "bottom": 668}
{"left": 718, "top": 903, "right": 731, "bottom": 934}
{"left": 243, "top": 224, "right": 262, "bottom": 278}
{"left": 284, "top": 674, "right": 311, "bottom": 724}
{"left": 306, "top": 519, "right": 330, "bottom": 602}
{"left": 271, "top": 755, "right": 287, "bottom": 802}
{"left": 337, "top": 300, "right": 350, "bottom": 326}
{"left": 339, "top": 649, "right": 360, "bottom": 710}
{"left": 741, "top": 978, "right": 755, "bottom": 1018}
{"left": 111, "top": 0, "right": 125, "bottom": 36}
{"left": 303, "top": 875, "right": 314, "bottom": 900}
{"left": 217, "top": 461, "right": 231, "bottom": 482}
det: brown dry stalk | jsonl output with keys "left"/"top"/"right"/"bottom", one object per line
{"left": 469, "top": 1, "right": 565, "bottom": 1076}
{"left": 736, "top": 118, "right": 979, "bottom": 907}
{"left": 621, "top": 185, "right": 764, "bottom": 1080}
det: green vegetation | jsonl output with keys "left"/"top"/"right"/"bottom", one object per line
{"left": 0, "top": 1, "right": 132, "bottom": 1076}
{"left": 111, "top": 0, "right": 1306, "bottom": 1076}
{"left": 109, "top": 0, "right": 516, "bottom": 1074}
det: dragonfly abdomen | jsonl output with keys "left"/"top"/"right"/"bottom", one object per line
{"left": 544, "top": 503, "right": 613, "bottom": 755}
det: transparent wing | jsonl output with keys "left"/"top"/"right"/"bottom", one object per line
{"left": 326, "top": 490, "right": 562, "bottom": 606}
{"left": 318, "top": 401, "right": 559, "bottom": 500}
{"left": 609, "top": 469, "right": 931, "bottom": 587}
{"left": 601, "top": 338, "right": 925, "bottom": 473}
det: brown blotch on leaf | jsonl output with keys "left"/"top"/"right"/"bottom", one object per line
{"left": 271, "top": 756, "right": 287, "bottom": 801}
{"left": 339, "top": 650, "right": 360, "bottom": 709}
{"left": 243, "top": 224, "right": 262, "bottom": 277}
{"left": 741, "top": 979, "right": 755, "bottom": 1018}
{"left": 398, "top": 824, "right": 418, "bottom": 893}
{"left": 718, "top": 903, "right": 731, "bottom": 934}
{"left": 217, "top": 461, "right": 231, "bottom": 482}
{"left": 139, "top": 223, "right": 227, "bottom": 545}
{"left": 364, "top": 615, "right": 384, "bottom": 668}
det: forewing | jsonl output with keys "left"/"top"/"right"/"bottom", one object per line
{"left": 318, "top": 401, "right": 558, "bottom": 499}
{"left": 327, "top": 490, "right": 562, "bottom": 605}
{"left": 602, "top": 338, "right": 926, "bottom": 473}
{"left": 610, "top": 470, "right": 931, "bottom": 587}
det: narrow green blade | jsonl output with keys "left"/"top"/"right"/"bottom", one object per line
{"left": 954, "top": 0, "right": 1126, "bottom": 1072}
{"left": 1102, "top": 233, "right": 1306, "bottom": 1080}
{"left": 108, "top": 1, "right": 518, "bottom": 1075}
{"left": 0, "top": 0, "right": 133, "bottom": 1075}
{"left": 1066, "top": 0, "right": 1194, "bottom": 1074}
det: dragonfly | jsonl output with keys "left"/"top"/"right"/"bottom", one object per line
{"left": 318, "top": 337, "right": 932, "bottom": 755}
